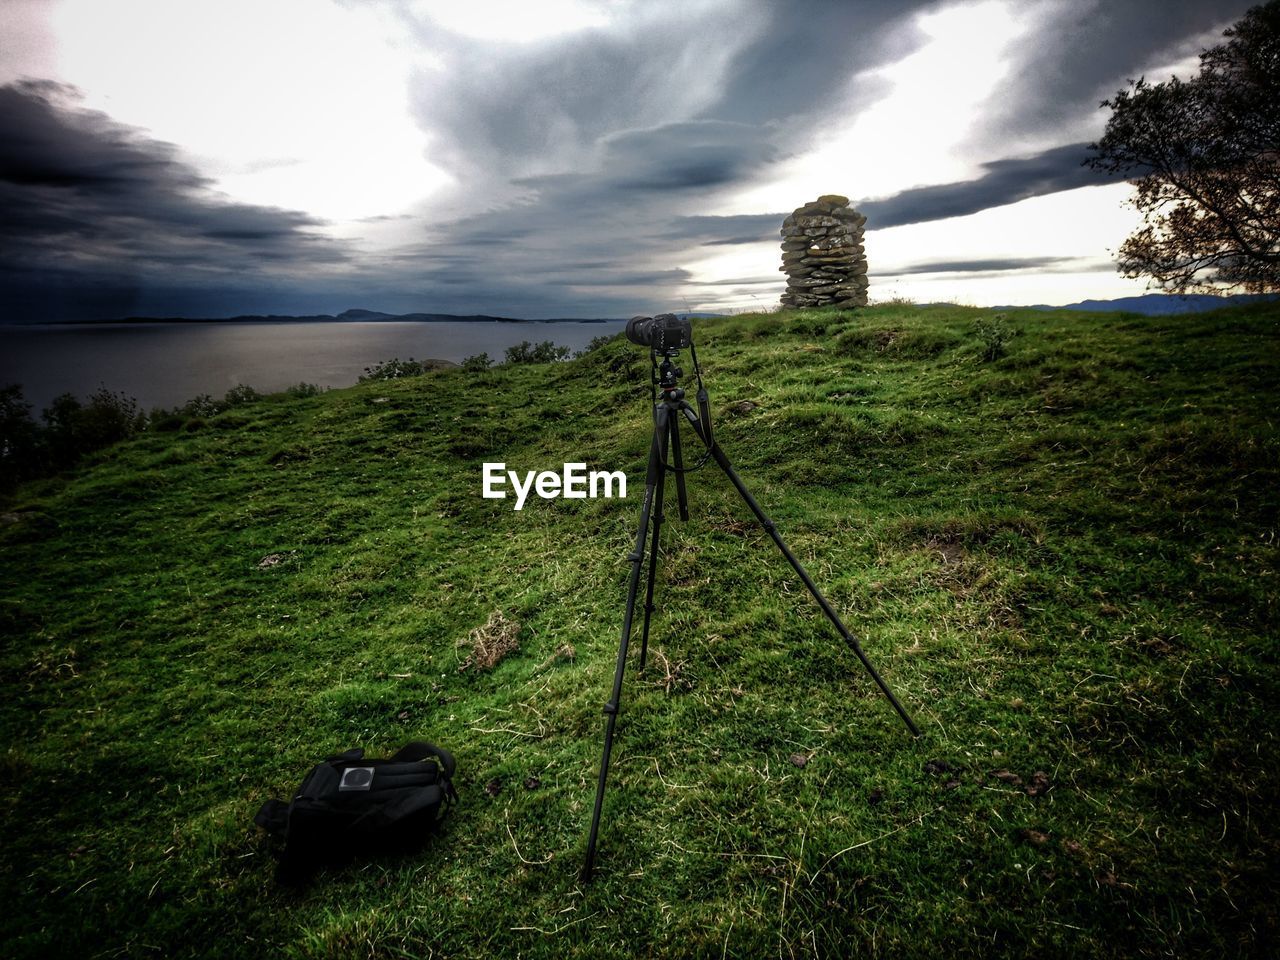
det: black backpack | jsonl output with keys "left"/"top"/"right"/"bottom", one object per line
{"left": 254, "top": 741, "right": 457, "bottom": 877}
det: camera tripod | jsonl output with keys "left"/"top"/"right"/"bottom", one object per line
{"left": 581, "top": 345, "right": 920, "bottom": 881}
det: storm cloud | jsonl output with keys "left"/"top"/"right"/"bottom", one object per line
{"left": 0, "top": 81, "right": 350, "bottom": 320}
{"left": 974, "top": 0, "right": 1256, "bottom": 144}
{"left": 859, "top": 143, "right": 1110, "bottom": 229}
{"left": 876, "top": 255, "right": 1090, "bottom": 276}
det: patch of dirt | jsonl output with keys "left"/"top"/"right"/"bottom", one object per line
{"left": 459, "top": 610, "right": 520, "bottom": 671}
{"left": 256, "top": 552, "right": 292, "bottom": 569}
{"left": 1017, "top": 828, "right": 1050, "bottom": 847}
{"left": 726, "top": 399, "right": 760, "bottom": 416}
{"left": 789, "top": 753, "right": 810, "bottom": 768}
{"left": 1025, "top": 770, "right": 1052, "bottom": 797}
{"left": 1096, "top": 870, "right": 1134, "bottom": 890}
{"left": 1130, "top": 630, "right": 1179, "bottom": 658}
{"left": 927, "top": 539, "right": 965, "bottom": 566}
{"left": 991, "top": 768, "right": 1024, "bottom": 787}
{"left": 871, "top": 330, "right": 901, "bottom": 350}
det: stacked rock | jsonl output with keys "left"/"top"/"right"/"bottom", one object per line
{"left": 779, "top": 195, "right": 868, "bottom": 309}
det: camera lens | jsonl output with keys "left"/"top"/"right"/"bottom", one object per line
{"left": 625, "top": 315, "right": 653, "bottom": 346}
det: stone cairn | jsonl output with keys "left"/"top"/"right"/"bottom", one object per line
{"left": 779, "top": 194, "right": 868, "bottom": 309}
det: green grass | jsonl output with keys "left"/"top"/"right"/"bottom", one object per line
{"left": 1, "top": 303, "right": 1277, "bottom": 958}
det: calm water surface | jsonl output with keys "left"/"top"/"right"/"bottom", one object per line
{"left": 0, "top": 320, "right": 626, "bottom": 412}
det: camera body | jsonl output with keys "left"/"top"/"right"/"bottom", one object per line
{"left": 625, "top": 313, "right": 692, "bottom": 352}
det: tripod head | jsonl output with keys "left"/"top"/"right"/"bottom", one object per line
{"left": 654, "top": 350, "right": 685, "bottom": 400}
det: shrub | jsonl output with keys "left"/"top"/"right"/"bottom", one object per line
{"left": 974, "top": 313, "right": 1013, "bottom": 362}
{"left": 0, "top": 385, "right": 41, "bottom": 488}
{"left": 41, "top": 387, "right": 141, "bottom": 468}
{"left": 285, "top": 382, "right": 323, "bottom": 398}
{"left": 461, "top": 353, "right": 492, "bottom": 373}
{"left": 223, "top": 384, "right": 261, "bottom": 406}
{"left": 147, "top": 409, "right": 185, "bottom": 432}
{"left": 180, "top": 394, "right": 222, "bottom": 418}
{"left": 504, "top": 340, "right": 570, "bottom": 364}
{"left": 359, "top": 358, "right": 432, "bottom": 382}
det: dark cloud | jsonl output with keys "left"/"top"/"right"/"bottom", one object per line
{"left": 388, "top": 1, "right": 934, "bottom": 233}
{"left": 858, "top": 143, "right": 1108, "bottom": 229}
{"left": 702, "top": 235, "right": 771, "bottom": 246}
{"left": 696, "top": 0, "right": 931, "bottom": 126}
{"left": 600, "top": 121, "right": 780, "bottom": 191}
{"left": 395, "top": 3, "right": 769, "bottom": 186}
{"left": 361, "top": 116, "right": 792, "bottom": 317}
{"left": 0, "top": 81, "right": 349, "bottom": 321}
{"left": 976, "top": 0, "right": 1257, "bottom": 142}
{"left": 666, "top": 213, "right": 782, "bottom": 245}
{"left": 876, "top": 256, "right": 1091, "bottom": 276}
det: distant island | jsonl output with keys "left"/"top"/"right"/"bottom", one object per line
{"left": 41, "top": 309, "right": 623, "bottom": 325}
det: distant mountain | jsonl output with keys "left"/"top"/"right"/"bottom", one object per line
{"left": 51, "top": 310, "right": 625, "bottom": 325}
{"left": 1011, "top": 293, "right": 1279, "bottom": 315}
{"left": 334, "top": 309, "right": 528, "bottom": 322}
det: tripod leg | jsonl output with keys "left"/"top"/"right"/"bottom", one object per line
{"left": 582, "top": 405, "right": 671, "bottom": 881}
{"left": 669, "top": 414, "right": 690, "bottom": 522}
{"left": 676, "top": 404, "right": 920, "bottom": 737}
{"left": 638, "top": 416, "right": 670, "bottom": 671}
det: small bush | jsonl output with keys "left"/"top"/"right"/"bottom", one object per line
{"left": 180, "top": 394, "right": 222, "bottom": 418}
{"left": 223, "top": 384, "right": 261, "bottom": 406}
{"left": 461, "top": 353, "right": 492, "bottom": 373}
{"left": 359, "top": 358, "right": 433, "bottom": 382}
{"left": 504, "top": 340, "right": 570, "bottom": 364}
{"left": 285, "top": 382, "right": 323, "bottom": 398}
{"left": 147, "top": 410, "right": 185, "bottom": 432}
{"left": 974, "top": 313, "right": 1014, "bottom": 362}
{"left": 0, "top": 385, "right": 41, "bottom": 488}
{"left": 42, "top": 387, "right": 141, "bottom": 468}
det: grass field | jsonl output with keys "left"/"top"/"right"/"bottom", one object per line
{"left": 1, "top": 302, "right": 1276, "bottom": 958}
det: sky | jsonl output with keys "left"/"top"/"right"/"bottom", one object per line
{"left": 0, "top": 0, "right": 1257, "bottom": 320}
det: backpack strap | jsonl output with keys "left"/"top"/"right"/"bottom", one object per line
{"left": 390, "top": 742, "right": 456, "bottom": 780}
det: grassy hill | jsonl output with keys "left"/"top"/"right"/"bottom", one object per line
{"left": 1, "top": 303, "right": 1276, "bottom": 958}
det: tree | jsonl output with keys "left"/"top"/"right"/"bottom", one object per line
{"left": 1087, "top": 1, "right": 1280, "bottom": 293}
{"left": 0, "top": 385, "right": 41, "bottom": 488}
